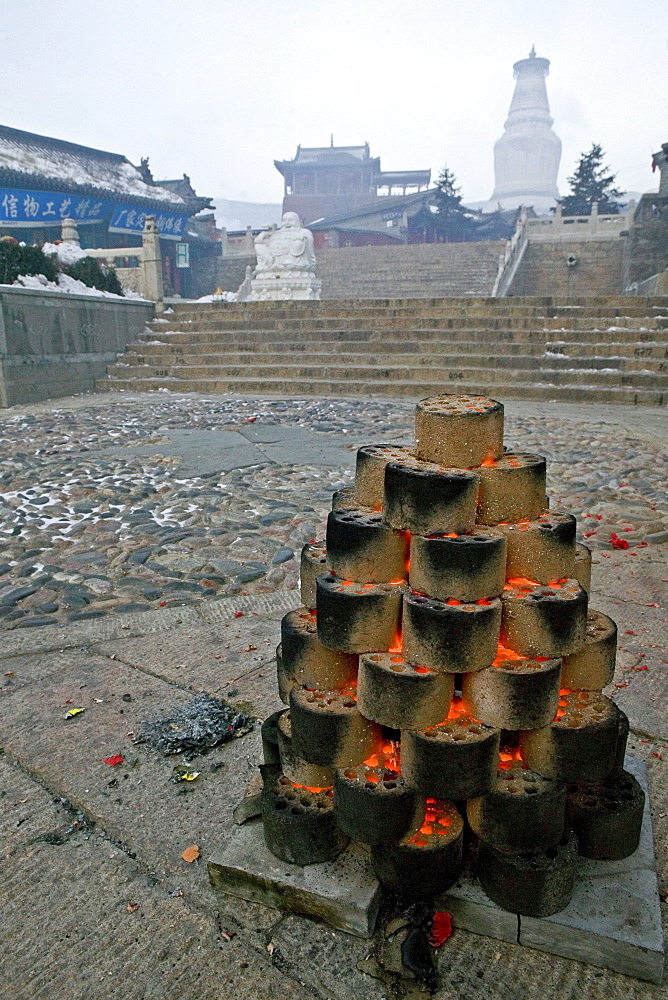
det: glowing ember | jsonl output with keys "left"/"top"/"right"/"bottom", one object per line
{"left": 405, "top": 800, "right": 456, "bottom": 845}
{"left": 493, "top": 643, "right": 528, "bottom": 668}
{"left": 498, "top": 748, "right": 526, "bottom": 770}
{"left": 292, "top": 782, "right": 333, "bottom": 793}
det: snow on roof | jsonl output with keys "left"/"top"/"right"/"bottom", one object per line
{"left": 0, "top": 124, "right": 184, "bottom": 207}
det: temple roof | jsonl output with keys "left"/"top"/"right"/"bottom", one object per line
{"left": 378, "top": 169, "right": 431, "bottom": 186}
{"left": 308, "top": 188, "right": 435, "bottom": 228}
{"left": 0, "top": 124, "right": 185, "bottom": 208}
{"left": 156, "top": 173, "right": 213, "bottom": 215}
{"left": 276, "top": 143, "right": 372, "bottom": 168}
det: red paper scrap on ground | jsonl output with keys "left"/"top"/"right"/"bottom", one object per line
{"left": 610, "top": 534, "right": 629, "bottom": 550}
{"left": 104, "top": 754, "right": 125, "bottom": 766}
{"left": 428, "top": 911, "right": 453, "bottom": 947}
{"left": 233, "top": 611, "right": 244, "bottom": 618}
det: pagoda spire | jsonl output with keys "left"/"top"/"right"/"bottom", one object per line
{"left": 488, "top": 48, "right": 562, "bottom": 214}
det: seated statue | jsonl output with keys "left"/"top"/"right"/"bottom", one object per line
{"left": 254, "top": 212, "right": 317, "bottom": 274}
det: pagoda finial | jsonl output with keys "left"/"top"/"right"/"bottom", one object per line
{"left": 330, "top": 133, "right": 334, "bottom": 147}
{"left": 530, "top": 44, "right": 536, "bottom": 58}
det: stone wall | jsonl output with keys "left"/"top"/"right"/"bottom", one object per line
{"left": 216, "top": 255, "right": 256, "bottom": 293}
{"left": 508, "top": 239, "right": 625, "bottom": 296}
{"left": 0, "top": 287, "right": 153, "bottom": 407}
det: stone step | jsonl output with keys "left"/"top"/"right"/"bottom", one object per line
{"left": 110, "top": 353, "right": 668, "bottom": 376}
{"left": 101, "top": 297, "right": 668, "bottom": 408}
{"left": 150, "top": 314, "right": 663, "bottom": 333}
{"left": 96, "top": 373, "right": 666, "bottom": 406}
{"left": 103, "top": 360, "right": 668, "bottom": 389}
{"left": 161, "top": 297, "right": 668, "bottom": 319}
{"left": 125, "top": 339, "right": 668, "bottom": 361}
{"left": 141, "top": 331, "right": 667, "bottom": 352}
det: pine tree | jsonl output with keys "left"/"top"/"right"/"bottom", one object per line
{"left": 431, "top": 166, "right": 475, "bottom": 241}
{"left": 559, "top": 144, "right": 624, "bottom": 216}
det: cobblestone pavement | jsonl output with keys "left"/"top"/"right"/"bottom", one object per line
{"left": 0, "top": 390, "right": 666, "bottom": 999}
{"left": 0, "top": 391, "right": 666, "bottom": 632}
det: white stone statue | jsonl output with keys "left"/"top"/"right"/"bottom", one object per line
{"left": 250, "top": 212, "right": 321, "bottom": 300}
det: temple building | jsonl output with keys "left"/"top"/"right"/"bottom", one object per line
{"left": 274, "top": 141, "right": 430, "bottom": 224}
{"left": 484, "top": 48, "right": 561, "bottom": 215}
{"left": 0, "top": 124, "right": 217, "bottom": 296}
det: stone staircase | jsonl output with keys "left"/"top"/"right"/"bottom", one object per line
{"left": 316, "top": 242, "right": 505, "bottom": 299}
{"left": 98, "top": 295, "right": 668, "bottom": 406}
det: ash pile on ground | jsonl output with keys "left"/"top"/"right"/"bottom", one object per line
{"left": 135, "top": 693, "right": 254, "bottom": 760}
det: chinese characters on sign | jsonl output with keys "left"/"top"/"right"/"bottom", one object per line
{"left": 0, "top": 187, "right": 111, "bottom": 225}
{"left": 109, "top": 206, "right": 187, "bottom": 238}
{"left": 0, "top": 187, "right": 188, "bottom": 240}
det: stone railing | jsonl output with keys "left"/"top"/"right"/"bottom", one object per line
{"left": 493, "top": 202, "right": 635, "bottom": 296}
{"left": 523, "top": 201, "right": 635, "bottom": 241}
{"left": 624, "top": 270, "right": 668, "bottom": 296}
{"left": 492, "top": 208, "right": 530, "bottom": 297}
{"left": 64, "top": 217, "right": 163, "bottom": 309}
{"left": 220, "top": 226, "right": 263, "bottom": 257}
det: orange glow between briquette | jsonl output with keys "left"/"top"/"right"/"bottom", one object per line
{"left": 498, "top": 748, "right": 525, "bottom": 770}
{"left": 292, "top": 782, "right": 333, "bottom": 793}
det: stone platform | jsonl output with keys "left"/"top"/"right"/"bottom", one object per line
{"left": 209, "top": 756, "right": 664, "bottom": 982}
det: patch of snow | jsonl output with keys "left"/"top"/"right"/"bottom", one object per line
{"left": 9, "top": 272, "right": 128, "bottom": 298}
{"left": 196, "top": 291, "right": 237, "bottom": 303}
{"left": 42, "top": 241, "right": 88, "bottom": 264}
{"left": 0, "top": 134, "right": 184, "bottom": 205}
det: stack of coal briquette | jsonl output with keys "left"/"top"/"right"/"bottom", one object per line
{"left": 259, "top": 394, "right": 643, "bottom": 917}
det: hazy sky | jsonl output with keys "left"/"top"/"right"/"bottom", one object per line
{"left": 3, "top": 1, "right": 667, "bottom": 208}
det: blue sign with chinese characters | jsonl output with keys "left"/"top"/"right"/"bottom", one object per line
{"left": 0, "top": 187, "right": 114, "bottom": 226}
{"left": 109, "top": 205, "right": 188, "bottom": 239}
{"left": 0, "top": 186, "right": 188, "bottom": 241}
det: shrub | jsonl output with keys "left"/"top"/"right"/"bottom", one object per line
{"left": 62, "top": 256, "right": 124, "bottom": 295}
{"left": 0, "top": 240, "right": 59, "bottom": 285}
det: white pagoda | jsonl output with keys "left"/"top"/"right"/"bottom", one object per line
{"left": 484, "top": 48, "right": 562, "bottom": 215}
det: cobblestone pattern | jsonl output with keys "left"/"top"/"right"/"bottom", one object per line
{"left": 0, "top": 393, "right": 665, "bottom": 632}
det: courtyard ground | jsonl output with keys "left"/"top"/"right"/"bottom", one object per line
{"left": 0, "top": 391, "right": 665, "bottom": 999}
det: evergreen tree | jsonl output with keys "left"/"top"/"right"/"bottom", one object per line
{"left": 431, "top": 166, "right": 475, "bottom": 241}
{"left": 559, "top": 144, "right": 624, "bottom": 216}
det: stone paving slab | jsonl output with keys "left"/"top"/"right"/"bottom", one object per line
{"left": 271, "top": 910, "right": 666, "bottom": 1000}
{"left": 197, "top": 589, "right": 301, "bottom": 624}
{"left": 96, "top": 621, "right": 277, "bottom": 697}
{"left": 96, "top": 600, "right": 287, "bottom": 718}
{"left": 211, "top": 759, "right": 663, "bottom": 982}
{"left": 0, "top": 655, "right": 266, "bottom": 901}
{"left": 0, "top": 753, "right": 71, "bottom": 855}
{"left": 1, "top": 648, "right": 103, "bottom": 694}
{"left": 591, "top": 549, "right": 668, "bottom": 609}
{"left": 613, "top": 657, "right": 668, "bottom": 742}
{"left": 0, "top": 605, "right": 200, "bottom": 659}
{"left": 209, "top": 819, "right": 382, "bottom": 938}
{"left": 101, "top": 425, "right": 357, "bottom": 477}
{"left": 1, "top": 834, "right": 311, "bottom": 1000}
{"left": 0, "top": 392, "right": 665, "bottom": 995}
